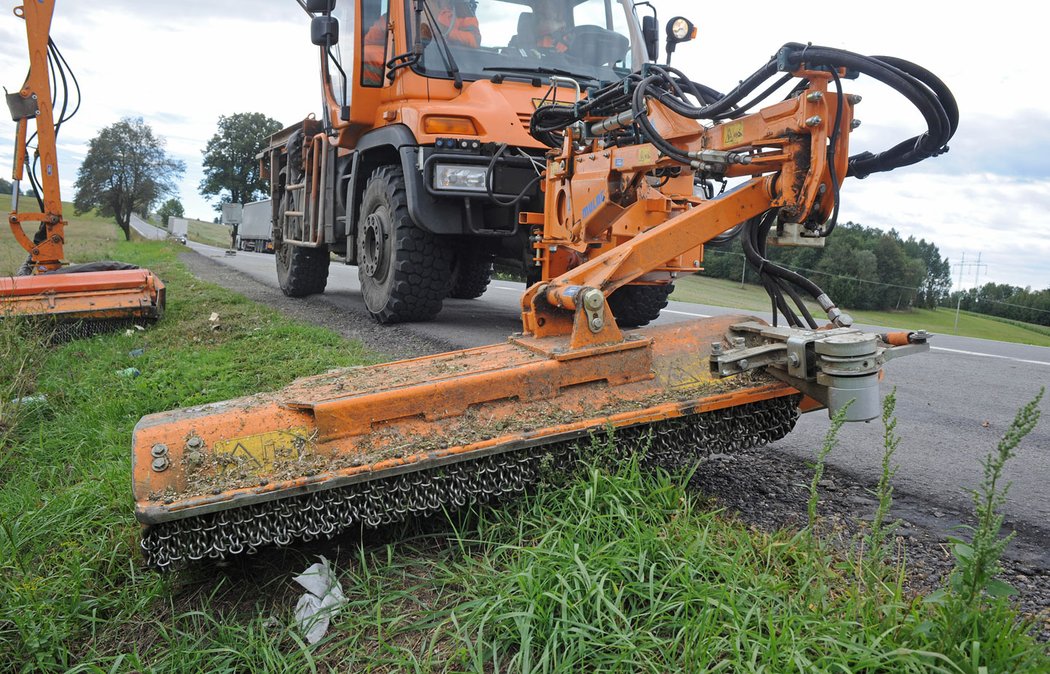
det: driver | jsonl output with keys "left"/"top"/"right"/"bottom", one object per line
{"left": 363, "top": 0, "right": 480, "bottom": 85}
{"left": 533, "top": 0, "right": 572, "bottom": 52}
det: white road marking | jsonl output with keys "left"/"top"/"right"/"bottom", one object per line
{"left": 931, "top": 346, "right": 1050, "bottom": 367}
{"left": 662, "top": 309, "right": 712, "bottom": 318}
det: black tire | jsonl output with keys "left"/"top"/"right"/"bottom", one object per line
{"left": 274, "top": 158, "right": 329, "bottom": 297}
{"left": 607, "top": 283, "right": 674, "bottom": 328}
{"left": 448, "top": 250, "right": 494, "bottom": 299}
{"left": 276, "top": 241, "right": 329, "bottom": 297}
{"left": 357, "top": 166, "right": 453, "bottom": 323}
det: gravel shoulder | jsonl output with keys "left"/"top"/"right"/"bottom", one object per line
{"left": 179, "top": 247, "right": 1050, "bottom": 641}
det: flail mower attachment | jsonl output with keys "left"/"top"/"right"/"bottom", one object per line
{"left": 0, "top": 262, "right": 166, "bottom": 340}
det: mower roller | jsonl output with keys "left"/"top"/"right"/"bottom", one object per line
{"left": 1, "top": 1, "right": 164, "bottom": 335}
{"left": 132, "top": 10, "right": 956, "bottom": 568}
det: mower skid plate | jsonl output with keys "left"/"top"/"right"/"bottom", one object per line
{"left": 0, "top": 268, "right": 166, "bottom": 320}
{"left": 133, "top": 315, "right": 809, "bottom": 526}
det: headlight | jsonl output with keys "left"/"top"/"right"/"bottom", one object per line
{"left": 433, "top": 164, "right": 488, "bottom": 193}
{"left": 667, "top": 16, "right": 696, "bottom": 44}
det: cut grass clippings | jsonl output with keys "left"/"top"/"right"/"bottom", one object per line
{"left": 0, "top": 235, "right": 1046, "bottom": 672}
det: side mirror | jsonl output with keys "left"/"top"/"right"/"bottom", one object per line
{"left": 641, "top": 15, "right": 658, "bottom": 63}
{"left": 306, "top": 0, "right": 336, "bottom": 13}
{"left": 311, "top": 16, "right": 339, "bottom": 46}
{"left": 664, "top": 16, "right": 696, "bottom": 65}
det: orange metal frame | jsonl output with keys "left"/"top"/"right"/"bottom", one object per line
{"left": 7, "top": 0, "right": 66, "bottom": 274}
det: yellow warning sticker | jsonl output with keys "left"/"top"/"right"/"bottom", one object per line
{"left": 722, "top": 122, "right": 745, "bottom": 146}
{"left": 212, "top": 427, "right": 311, "bottom": 474}
{"left": 638, "top": 147, "right": 654, "bottom": 164}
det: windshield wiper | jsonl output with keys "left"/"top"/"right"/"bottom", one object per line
{"left": 482, "top": 66, "right": 596, "bottom": 83}
{"left": 420, "top": 0, "right": 462, "bottom": 89}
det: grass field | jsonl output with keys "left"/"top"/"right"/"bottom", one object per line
{"left": 672, "top": 275, "right": 1050, "bottom": 347}
{"left": 1, "top": 233, "right": 1046, "bottom": 670}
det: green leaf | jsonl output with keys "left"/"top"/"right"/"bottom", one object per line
{"left": 952, "top": 542, "right": 974, "bottom": 562}
{"left": 984, "top": 579, "right": 1017, "bottom": 598}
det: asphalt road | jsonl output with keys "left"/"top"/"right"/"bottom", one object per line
{"left": 129, "top": 213, "right": 168, "bottom": 241}
{"left": 184, "top": 240, "right": 1050, "bottom": 557}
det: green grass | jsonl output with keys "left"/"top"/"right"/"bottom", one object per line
{"left": 0, "top": 239, "right": 379, "bottom": 671}
{"left": 672, "top": 275, "right": 1050, "bottom": 347}
{"left": 185, "top": 218, "right": 232, "bottom": 249}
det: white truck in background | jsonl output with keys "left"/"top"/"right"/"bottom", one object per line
{"left": 236, "top": 200, "right": 273, "bottom": 253}
{"left": 167, "top": 217, "right": 188, "bottom": 244}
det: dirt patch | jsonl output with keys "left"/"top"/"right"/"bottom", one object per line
{"left": 690, "top": 446, "right": 1050, "bottom": 641}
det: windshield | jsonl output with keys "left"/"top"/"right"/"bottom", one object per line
{"left": 411, "top": 0, "right": 636, "bottom": 84}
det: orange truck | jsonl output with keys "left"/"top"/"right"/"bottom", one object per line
{"left": 268, "top": 0, "right": 683, "bottom": 325}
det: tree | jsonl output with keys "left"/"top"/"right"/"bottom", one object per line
{"left": 199, "top": 112, "right": 283, "bottom": 210}
{"left": 156, "top": 198, "right": 185, "bottom": 227}
{"left": 73, "top": 117, "right": 185, "bottom": 240}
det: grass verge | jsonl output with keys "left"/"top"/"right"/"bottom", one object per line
{"left": 0, "top": 238, "right": 378, "bottom": 671}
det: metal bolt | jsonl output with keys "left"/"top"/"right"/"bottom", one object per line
{"left": 150, "top": 443, "right": 168, "bottom": 458}
{"left": 818, "top": 184, "right": 827, "bottom": 195}
{"left": 805, "top": 116, "right": 822, "bottom": 127}
{"left": 848, "top": 94, "right": 862, "bottom": 104}
{"left": 186, "top": 436, "right": 203, "bottom": 449}
{"left": 186, "top": 451, "right": 203, "bottom": 467}
{"left": 851, "top": 119, "right": 862, "bottom": 129}
{"left": 788, "top": 353, "right": 801, "bottom": 367}
{"left": 738, "top": 358, "right": 750, "bottom": 370}
{"left": 693, "top": 260, "right": 700, "bottom": 268}
{"left": 806, "top": 91, "right": 823, "bottom": 102}
{"left": 732, "top": 337, "right": 746, "bottom": 348}
{"left": 711, "top": 343, "right": 723, "bottom": 355}
{"left": 152, "top": 456, "right": 170, "bottom": 472}
{"left": 590, "top": 317, "right": 604, "bottom": 331}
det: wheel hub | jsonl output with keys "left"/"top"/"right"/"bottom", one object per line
{"left": 360, "top": 212, "right": 387, "bottom": 278}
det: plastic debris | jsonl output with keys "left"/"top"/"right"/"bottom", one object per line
{"left": 209, "top": 312, "right": 220, "bottom": 322}
{"left": 10, "top": 394, "right": 47, "bottom": 406}
{"left": 129, "top": 348, "right": 145, "bottom": 358}
{"left": 117, "top": 367, "right": 141, "bottom": 378}
{"left": 292, "top": 556, "right": 346, "bottom": 644}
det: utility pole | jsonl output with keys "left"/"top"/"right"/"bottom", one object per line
{"left": 952, "top": 252, "right": 988, "bottom": 334}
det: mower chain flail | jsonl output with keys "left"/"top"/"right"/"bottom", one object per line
{"left": 142, "top": 395, "right": 801, "bottom": 570}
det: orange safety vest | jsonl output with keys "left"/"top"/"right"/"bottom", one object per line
{"left": 362, "top": 7, "right": 480, "bottom": 86}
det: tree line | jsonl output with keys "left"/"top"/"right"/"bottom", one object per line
{"left": 702, "top": 222, "right": 953, "bottom": 311}
{"left": 948, "top": 284, "right": 1050, "bottom": 327}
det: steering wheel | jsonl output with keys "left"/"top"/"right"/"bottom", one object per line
{"left": 564, "top": 25, "right": 629, "bottom": 66}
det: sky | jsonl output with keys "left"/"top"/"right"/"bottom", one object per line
{"left": 1, "top": 1, "right": 1047, "bottom": 290}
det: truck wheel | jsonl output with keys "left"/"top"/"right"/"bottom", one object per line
{"left": 358, "top": 167, "right": 453, "bottom": 323}
{"left": 276, "top": 241, "right": 330, "bottom": 297}
{"left": 448, "top": 250, "right": 494, "bottom": 299}
{"left": 607, "top": 283, "right": 673, "bottom": 328}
